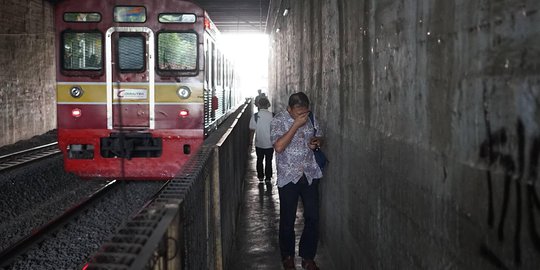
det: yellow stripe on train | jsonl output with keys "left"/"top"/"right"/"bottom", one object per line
{"left": 57, "top": 83, "right": 204, "bottom": 103}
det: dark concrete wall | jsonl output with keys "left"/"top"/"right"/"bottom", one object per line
{"left": 0, "top": 0, "right": 56, "bottom": 147}
{"left": 268, "top": 0, "right": 540, "bottom": 268}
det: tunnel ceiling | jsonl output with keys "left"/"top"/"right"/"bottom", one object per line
{"left": 195, "top": 0, "right": 270, "bottom": 33}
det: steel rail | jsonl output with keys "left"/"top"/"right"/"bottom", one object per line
{"left": 0, "top": 142, "right": 61, "bottom": 171}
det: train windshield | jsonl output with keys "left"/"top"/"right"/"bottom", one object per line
{"left": 62, "top": 32, "right": 102, "bottom": 70}
{"left": 157, "top": 32, "right": 197, "bottom": 71}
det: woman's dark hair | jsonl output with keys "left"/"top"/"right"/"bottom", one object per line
{"left": 288, "top": 92, "right": 310, "bottom": 108}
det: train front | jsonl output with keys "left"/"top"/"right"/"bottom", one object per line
{"left": 55, "top": 1, "right": 206, "bottom": 180}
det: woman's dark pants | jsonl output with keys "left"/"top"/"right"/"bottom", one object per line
{"left": 278, "top": 175, "right": 319, "bottom": 260}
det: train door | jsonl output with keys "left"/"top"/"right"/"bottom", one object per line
{"left": 105, "top": 27, "right": 155, "bottom": 130}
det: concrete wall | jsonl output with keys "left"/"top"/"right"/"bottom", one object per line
{"left": 268, "top": 0, "right": 540, "bottom": 268}
{"left": 0, "top": 0, "right": 56, "bottom": 147}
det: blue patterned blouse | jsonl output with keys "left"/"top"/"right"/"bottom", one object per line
{"left": 270, "top": 110, "right": 323, "bottom": 188}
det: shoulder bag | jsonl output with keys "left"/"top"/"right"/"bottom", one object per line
{"left": 308, "top": 112, "right": 328, "bottom": 172}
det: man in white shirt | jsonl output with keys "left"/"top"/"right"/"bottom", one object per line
{"left": 249, "top": 97, "right": 274, "bottom": 182}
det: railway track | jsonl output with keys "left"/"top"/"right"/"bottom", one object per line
{"left": 0, "top": 142, "right": 61, "bottom": 172}
{"left": 0, "top": 180, "right": 117, "bottom": 267}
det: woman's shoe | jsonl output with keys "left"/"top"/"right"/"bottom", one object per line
{"left": 301, "top": 259, "right": 319, "bottom": 270}
{"left": 282, "top": 256, "right": 295, "bottom": 269}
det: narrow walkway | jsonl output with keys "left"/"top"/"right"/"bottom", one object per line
{"left": 228, "top": 148, "right": 334, "bottom": 269}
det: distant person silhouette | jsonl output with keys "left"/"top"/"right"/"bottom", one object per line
{"left": 254, "top": 89, "right": 266, "bottom": 110}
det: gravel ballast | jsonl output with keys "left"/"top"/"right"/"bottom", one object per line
{"left": 0, "top": 156, "right": 105, "bottom": 253}
{"left": 3, "top": 181, "right": 164, "bottom": 269}
{"left": 0, "top": 130, "right": 166, "bottom": 269}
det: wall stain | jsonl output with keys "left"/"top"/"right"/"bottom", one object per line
{"left": 337, "top": 0, "right": 346, "bottom": 130}
{"left": 479, "top": 118, "right": 540, "bottom": 266}
{"left": 481, "top": 82, "right": 495, "bottom": 228}
{"left": 479, "top": 244, "right": 510, "bottom": 270}
{"left": 362, "top": 0, "right": 372, "bottom": 125}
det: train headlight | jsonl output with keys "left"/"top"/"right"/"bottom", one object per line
{"left": 71, "top": 108, "right": 82, "bottom": 118}
{"left": 177, "top": 86, "right": 191, "bottom": 99}
{"left": 70, "top": 86, "right": 84, "bottom": 98}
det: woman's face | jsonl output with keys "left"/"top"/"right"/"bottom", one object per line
{"left": 287, "top": 105, "right": 310, "bottom": 119}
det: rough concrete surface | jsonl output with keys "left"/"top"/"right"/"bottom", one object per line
{"left": 268, "top": 0, "right": 540, "bottom": 269}
{"left": 0, "top": 0, "right": 56, "bottom": 147}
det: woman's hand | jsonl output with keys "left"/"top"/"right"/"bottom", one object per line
{"left": 309, "top": 137, "right": 320, "bottom": 150}
{"left": 292, "top": 111, "right": 309, "bottom": 128}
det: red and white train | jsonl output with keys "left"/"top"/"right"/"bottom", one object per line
{"left": 55, "top": 0, "right": 238, "bottom": 179}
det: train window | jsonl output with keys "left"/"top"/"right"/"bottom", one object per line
{"left": 211, "top": 42, "right": 216, "bottom": 87}
{"left": 157, "top": 32, "right": 197, "bottom": 71}
{"left": 223, "top": 58, "right": 227, "bottom": 87}
{"left": 62, "top": 32, "right": 102, "bottom": 70}
{"left": 204, "top": 39, "right": 212, "bottom": 84}
{"left": 118, "top": 35, "right": 145, "bottom": 71}
{"left": 114, "top": 6, "right": 146, "bottom": 23}
{"left": 224, "top": 59, "right": 229, "bottom": 87}
{"left": 158, "top": 13, "right": 196, "bottom": 23}
{"left": 205, "top": 40, "right": 210, "bottom": 84}
{"left": 64, "top": 12, "right": 101, "bottom": 22}
{"left": 217, "top": 50, "right": 222, "bottom": 86}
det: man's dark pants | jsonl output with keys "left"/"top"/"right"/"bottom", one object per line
{"left": 278, "top": 175, "right": 319, "bottom": 260}
{"left": 255, "top": 147, "right": 274, "bottom": 180}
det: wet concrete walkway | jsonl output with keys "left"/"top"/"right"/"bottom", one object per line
{"left": 228, "top": 148, "right": 335, "bottom": 270}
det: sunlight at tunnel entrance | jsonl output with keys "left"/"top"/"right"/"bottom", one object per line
{"left": 221, "top": 33, "right": 269, "bottom": 100}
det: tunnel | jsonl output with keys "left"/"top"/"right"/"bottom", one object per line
{"left": 0, "top": 0, "right": 539, "bottom": 269}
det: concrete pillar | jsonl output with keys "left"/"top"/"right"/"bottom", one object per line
{"left": 0, "top": 0, "right": 56, "bottom": 147}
